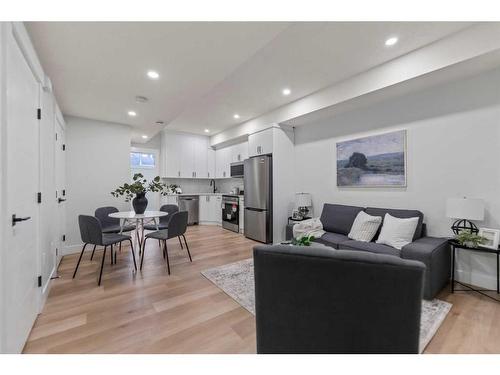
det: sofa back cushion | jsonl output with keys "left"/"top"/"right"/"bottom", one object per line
{"left": 365, "top": 207, "right": 424, "bottom": 241}
{"left": 320, "top": 204, "right": 365, "bottom": 235}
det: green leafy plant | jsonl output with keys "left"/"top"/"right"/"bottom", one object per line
{"left": 111, "top": 173, "right": 168, "bottom": 202}
{"left": 455, "top": 231, "right": 486, "bottom": 248}
{"left": 291, "top": 235, "right": 316, "bottom": 246}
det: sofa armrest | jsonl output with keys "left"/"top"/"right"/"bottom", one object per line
{"left": 401, "top": 237, "right": 451, "bottom": 299}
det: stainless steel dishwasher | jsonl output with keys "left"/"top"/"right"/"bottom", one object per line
{"left": 178, "top": 195, "right": 199, "bottom": 225}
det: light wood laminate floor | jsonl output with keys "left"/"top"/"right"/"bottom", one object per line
{"left": 23, "top": 225, "right": 500, "bottom": 353}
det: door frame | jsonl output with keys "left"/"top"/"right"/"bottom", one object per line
{"left": 0, "top": 22, "right": 47, "bottom": 353}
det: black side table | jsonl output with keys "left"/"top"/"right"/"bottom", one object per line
{"left": 449, "top": 239, "right": 500, "bottom": 302}
{"left": 287, "top": 216, "right": 312, "bottom": 225}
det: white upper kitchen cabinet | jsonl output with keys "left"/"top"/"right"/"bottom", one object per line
{"left": 163, "top": 131, "right": 182, "bottom": 178}
{"left": 193, "top": 136, "right": 208, "bottom": 178}
{"left": 207, "top": 148, "right": 215, "bottom": 179}
{"left": 162, "top": 130, "right": 210, "bottom": 178}
{"left": 215, "top": 147, "right": 231, "bottom": 178}
{"left": 230, "top": 141, "right": 248, "bottom": 163}
{"left": 248, "top": 128, "right": 274, "bottom": 157}
{"left": 180, "top": 135, "right": 194, "bottom": 178}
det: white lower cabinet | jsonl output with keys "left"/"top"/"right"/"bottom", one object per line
{"left": 199, "top": 195, "right": 222, "bottom": 225}
{"left": 212, "top": 195, "right": 222, "bottom": 224}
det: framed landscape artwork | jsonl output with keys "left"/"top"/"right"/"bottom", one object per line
{"left": 336, "top": 130, "right": 407, "bottom": 187}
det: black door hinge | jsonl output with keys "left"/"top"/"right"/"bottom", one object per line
{"left": 37, "top": 108, "right": 41, "bottom": 120}
{"left": 37, "top": 275, "right": 42, "bottom": 287}
{"left": 62, "top": 189, "right": 66, "bottom": 196}
{"left": 55, "top": 133, "right": 58, "bottom": 141}
{"left": 37, "top": 192, "right": 42, "bottom": 203}
{"left": 62, "top": 144, "right": 66, "bottom": 151}
{"left": 62, "top": 234, "right": 66, "bottom": 242}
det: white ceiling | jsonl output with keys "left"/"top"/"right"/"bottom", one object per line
{"left": 27, "top": 22, "right": 473, "bottom": 142}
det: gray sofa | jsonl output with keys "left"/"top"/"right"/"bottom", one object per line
{"left": 254, "top": 244, "right": 425, "bottom": 353}
{"left": 286, "top": 203, "right": 450, "bottom": 299}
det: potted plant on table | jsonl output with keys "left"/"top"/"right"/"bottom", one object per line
{"left": 111, "top": 173, "right": 167, "bottom": 214}
{"left": 455, "top": 231, "right": 486, "bottom": 248}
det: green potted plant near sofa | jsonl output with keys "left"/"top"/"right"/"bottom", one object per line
{"left": 111, "top": 173, "right": 167, "bottom": 214}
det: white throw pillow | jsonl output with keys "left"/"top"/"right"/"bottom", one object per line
{"left": 376, "top": 213, "right": 419, "bottom": 250}
{"left": 348, "top": 211, "right": 382, "bottom": 242}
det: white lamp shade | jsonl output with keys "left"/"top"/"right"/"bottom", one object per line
{"left": 296, "top": 193, "right": 312, "bottom": 207}
{"left": 446, "top": 198, "right": 484, "bottom": 220}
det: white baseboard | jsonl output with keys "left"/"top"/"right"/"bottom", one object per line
{"left": 63, "top": 243, "right": 84, "bottom": 256}
{"left": 198, "top": 222, "right": 221, "bottom": 226}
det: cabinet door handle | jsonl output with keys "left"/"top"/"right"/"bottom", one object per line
{"left": 178, "top": 171, "right": 181, "bottom": 177}
{"left": 238, "top": 154, "right": 241, "bottom": 161}
{"left": 12, "top": 214, "right": 31, "bottom": 226}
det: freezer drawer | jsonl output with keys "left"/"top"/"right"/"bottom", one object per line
{"left": 244, "top": 208, "right": 271, "bottom": 243}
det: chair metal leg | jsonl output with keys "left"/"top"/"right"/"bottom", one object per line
{"left": 119, "top": 241, "right": 122, "bottom": 252}
{"left": 90, "top": 244, "right": 97, "bottom": 260}
{"left": 140, "top": 237, "right": 148, "bottom": 270}
{"left": 178, "top": 236, "right": 184, "bottom": 249}
{"left": 110, "top": 244, "right": 114, "bottom": 265}
{"left": 158, "top": 239, "right": 161, "bottom": 248}
{"left": 128, "top": 239, "right": 137, "bottom": 271}
{"left": 98, "top": 246, "right": 107, "bottom": 286}
{"left": 182, "top": 234, "right": 192, "bottom": 262}
{"left": 72, "top": 243, "right": 88, "bottom": 278}
{"left": 164, "top": 240, "right": 171, "bottom": 275}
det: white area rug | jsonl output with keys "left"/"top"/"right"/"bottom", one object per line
{"left": 202, "top": 258, "right": 452, "bottom": 353}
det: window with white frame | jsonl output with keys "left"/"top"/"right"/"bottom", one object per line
{"left": 130, "top": 152, "right": 156, "bottom": 169}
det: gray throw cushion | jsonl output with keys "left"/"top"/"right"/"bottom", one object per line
{"left": 365, "top": 207, "right": 424, "bottom": 241}
{"left": 341, "top": 240, "right": 402, "bottom": 257}
{"left": 314, "top": 232, "right": 350, "bottom": 249}
{"left": 320, "top": 204, "right": 365, "bottom": 235}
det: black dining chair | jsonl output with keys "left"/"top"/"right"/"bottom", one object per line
{"left": 93, "top": 206, "right": 137, "bottom": 260}
{"left": 140, "top": 211, "right": 192, "bottom": 274}
{"left": 73, "top": 215, "right": 137, "bottom": 286}
{"left": 142, "top": 204, "right": 184, "bottom": 249}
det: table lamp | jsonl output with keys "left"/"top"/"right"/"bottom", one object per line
{"left": 446, "top": 197, "right": 484, "bottom": 234}
{"left": 295, "top": 193, "right": 312, "bottom": 218}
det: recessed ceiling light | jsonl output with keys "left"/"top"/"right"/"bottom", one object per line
{"left": 282, "top": 88, "right": 291, "bottom": 96}
{"left": 204, "top": 129, "right": 210, "bottom": 133}
{"left": 385, "top": 37, "right": 398, "bottom": 46}
{"left": 147, "top": 70, "right": 159, "bottom": 79}
{"left": 128, "top": 111, "right": 137, "bottom": 117}
{"left": 142, "top": 135, "right": 148, "bottom": 139}
{"left": 233, "top": 114, "right": 240, "bottom": 119}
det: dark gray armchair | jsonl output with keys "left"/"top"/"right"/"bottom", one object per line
{"left": 141, "top": 211, "right": 192, "bottom": 274}
{"left": 253, "top": 244, "right": 425, "bottom": 354}
{"left": 74, "top": 215, "right": 137, "bottom": 286}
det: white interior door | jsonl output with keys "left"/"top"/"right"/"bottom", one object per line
{"left": 3, "top": 29, "right": 41, "bottom": 353}
{"left": 55, "top": 115, "right": 66, "bottom": 269}
{"left": 39, "top": 87, "right": 57, "bottom": 300}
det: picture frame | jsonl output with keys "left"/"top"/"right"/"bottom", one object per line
{"left": 336, "top": 129, "right": 407, "bottom": 188}
{"left": 478, "top": 228, "right": 500, "bottom": 250}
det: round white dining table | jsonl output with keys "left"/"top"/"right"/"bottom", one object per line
{"left": 108, "top": 210, "right": 168, "bottom": 253}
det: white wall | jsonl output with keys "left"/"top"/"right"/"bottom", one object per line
{"left": 294, "top": 67, "right": 500, "bottom": 289}
{"left": 64, "top": 116, "right": 131, "bottom": 253}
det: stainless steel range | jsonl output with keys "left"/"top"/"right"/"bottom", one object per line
{"left": 222, "top": 195, "right": 239, "bottom": 233}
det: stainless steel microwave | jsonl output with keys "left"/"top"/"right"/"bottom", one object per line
{"left": 230, "top": 162, "right": 244, "bottom": 178}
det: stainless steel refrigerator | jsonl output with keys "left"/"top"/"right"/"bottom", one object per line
{"left": 244, "top": 155, "right": 272, "bottom": 243}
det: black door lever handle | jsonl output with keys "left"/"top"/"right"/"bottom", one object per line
{"left": 58, "top": 198, "right": 66, "bottom": 203}
{"left": 12, "top": 214, "right": 31, "bottom": 226}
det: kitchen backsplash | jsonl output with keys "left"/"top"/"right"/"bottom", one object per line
{"left": 162, "top": 178, "right": 244, "bottom": 194}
